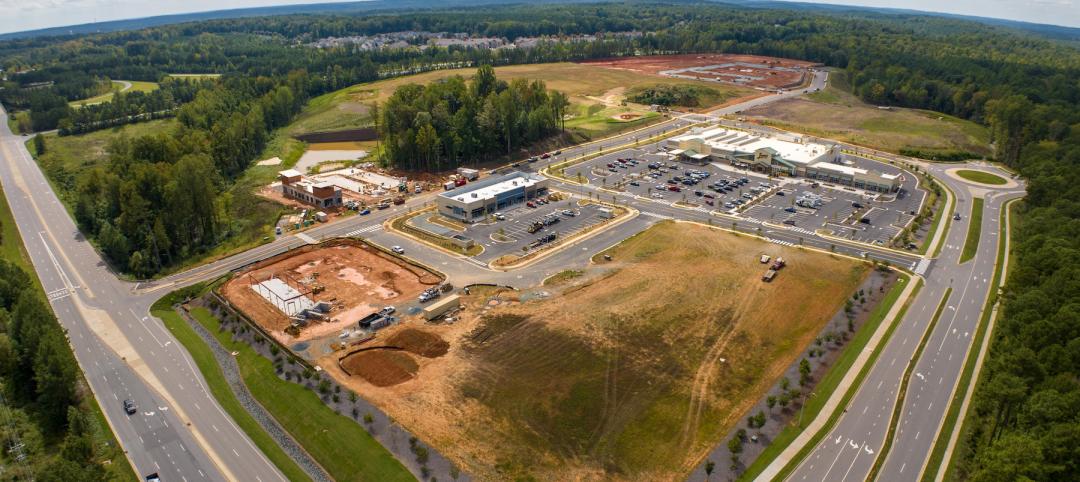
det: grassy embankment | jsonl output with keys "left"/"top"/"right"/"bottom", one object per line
{"left": 155, "top": 287, "right": 413, "bottom": 481}
{"left": 745, "top": 71, "right": 991, "bottom": 158}
{"left": 0, "top": 185, "right": 137, "bottom": 481}
{"left": 150, "top": 290, "right": 312, "bottom": 482}
{"left": 954, "top": 169, "right": 1007, "bottom": 185}
{"left": 740, "top": 273, "right": 918, "bottom": 481}
{"left": 960, "top": 197, "right": 985, "bottom": 263}
{"left": 70, "top": 80, "right": 160, "bottom": 108}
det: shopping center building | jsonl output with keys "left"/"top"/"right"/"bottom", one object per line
{"left": 437, "top": 172, "right": 549, "bottom": 222}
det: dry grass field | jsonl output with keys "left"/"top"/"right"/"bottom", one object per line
{"left": 326, "top": 222, "right": 868, "bottom": 481}
{"left": 742, "top": 72, "right": 991, "bottom": 157}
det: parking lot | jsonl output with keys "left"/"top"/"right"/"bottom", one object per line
{"left": 569, "top": 139, "right": 926, "bottom": 247}
{"left": 461, "top": 198, "right": 614, "bottom": 262}
{"left": 578, "top": 146, "right": 781, "bottom": 212}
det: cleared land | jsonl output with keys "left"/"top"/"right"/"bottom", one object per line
{"left": 70, "top": 80, "right": 159, "bottom": 107}
{"left": 580, "top": 54, "right": 819, "bottom": 90}
{"left": 741, "top": 72, "right": 991, "bottom": 157}
{"left": 263, "top": 62, "right": 753, "bottom": 162}
{"left": 324, "top": 222, "right": 868, "bottom": 481}
{"left": 221, "top": 239, "right": 441, "bottom": 344}
{"left": 954, "top": 169, "right": 1007, "bottom": 185}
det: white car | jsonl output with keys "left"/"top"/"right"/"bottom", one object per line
{"left": 651, "top": 192, "right": 665, "bottom": 199}
{"left": 494, "top": 212, "right": 506, "bottom": 220}
{"left": 391, "top": 246, "right": 405, "bottom": 254}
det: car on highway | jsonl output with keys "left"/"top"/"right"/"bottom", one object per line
{"left": 123, "top": 399, "right": 137, "bottom": 415}
{"left": 145, "top": 473, "right": 161, "bottom": 482}
{"left": 391, "top": 246, "right": 405, "bottom": 254}
{"left": 954, "top": 213, "right": 962, "bottom": 220}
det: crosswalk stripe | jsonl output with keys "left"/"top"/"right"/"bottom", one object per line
{"left": 344, "top": 225, "right": 382, "bottom": 237}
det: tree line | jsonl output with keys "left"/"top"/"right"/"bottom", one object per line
{"left": 380, "top": 65, "right": 569, "bottom": 170}
{"left": 0, "top": 257, "right": 110, "bottom": 481}
{"left": 55, "top": 73, "right": 308, "bottom": 277}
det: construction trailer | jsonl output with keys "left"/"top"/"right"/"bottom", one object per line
{"left": 423, "top": 294, "right": 461, "bottom": 321}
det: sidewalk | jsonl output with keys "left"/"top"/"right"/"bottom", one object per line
{"left": 755, "top": 275, "right": 919, "bottom": 481}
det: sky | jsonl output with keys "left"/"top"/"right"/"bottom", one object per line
{"left": 0, "top": 0, "right": 1078, "bottom": 35}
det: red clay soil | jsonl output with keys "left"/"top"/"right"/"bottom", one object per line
{"left": 579, "top": 54, "right": 820, "bottom": 89}
{"left": 339, "top": 349, "right": 420, "bottom": 387}
{"left": 220, "top": 240, "right": 440, "bottom": 341}
{"left": 384, "top": 328, "right": 450, "bottom": 358}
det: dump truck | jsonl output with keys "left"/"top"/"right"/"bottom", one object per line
{"left": 457, "top": 167, "right": 480, "bottom": 181}
{"left": 762, "top": 269, "right": 777, "bottom": 282}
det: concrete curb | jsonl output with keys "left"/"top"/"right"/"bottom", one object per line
{"left": 928, "top": 196, "right": 1018, "bottom": 482}
{"left": 756, "top": 274, "right": 919, "bottom": 481}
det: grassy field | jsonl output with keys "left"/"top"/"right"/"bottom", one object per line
{"left": 954, "top": 170, "right": 1007, "bottom": 185}
{"left": 744, "top": 72, "right": 991, "bottom": 157}
{"left": 361, "top": 222, "right": 867, "bottom": 480}
{"left": 151, "top": 293, "right": 312, "bottom": 482}
{"left": 70, "top": 80, "right": 159, "bottom": 107}
{"left": 183, "top": 304, "right": 413, "bottom": 481}
{"left": 7, "top": 110, "right": 30, "bottom": 134}
{"left": 0, "top": 185, "right": 137, "bottom": 481}
{"left": 960, "top": 197, "right": 985, "bottom": 263}
{"left": 261, "top": 62, "right": 752, "bottom": 162}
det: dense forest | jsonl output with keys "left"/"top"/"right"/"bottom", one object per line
{"left": 0, "top": 4, "right": 1079, "bottom": 479}
{"left": 380, "top": 65, "right": 569, "bottom": 170}
{"left": 58, "top": 73, "right": 307, "bottom": 277}
{"left": 0, "top": 257, "right": 112, "bottom": 481}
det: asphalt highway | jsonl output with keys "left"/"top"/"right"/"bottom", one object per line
{"left": 0, "top": 107, "right": 285, "bottom": 482}
{"left": 782, "top": 165, "right": 1023, "bottom": 482}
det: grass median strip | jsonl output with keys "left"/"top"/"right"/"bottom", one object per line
{"left": 954, "top": 170, "right": 1007, "bottom": 185}
{"left": 959, "top": 197, "right": 984, "bottom": 263}
{"left": 739, "top": 273, "right": 918, "bottom": 481}
{"left": 866, "top": 287, "right": 953, "bottom": 481}
{"left": 185, "top": 305, "right": 413, "bottom": 481}
{"left": 151, "top": 291, "right": 313, "bottom": 482}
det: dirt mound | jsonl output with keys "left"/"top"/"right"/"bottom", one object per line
{"left": 385, "top": 328, "right": 449, "bottom": 358}
{"left": 340, "top": 349, "right": 419, "bottom": 387}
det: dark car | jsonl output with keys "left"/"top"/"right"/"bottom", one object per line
{"left": 784, "top": 220, "right": 797, "bottom": 226}
{"left": 860, "top": 217, "right": 872, "bottom": 224}
{"left": 784, "top": 207, "right": 797, "bottom": 213}
{"left": 775, "top": 191, "right": 785, "bottom": 196}
{"left": 694, "top": 190, "right": 704, "bottom": 196}
{"left": 852, "top": 202, "right": 863, "bottom": 209}
{"left": 629, "top": 181, "right": 640, "bottom": 186}
{"left": 123, "top": 399, "right": 137, "bottom": 415}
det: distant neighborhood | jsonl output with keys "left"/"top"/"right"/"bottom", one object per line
{"left": 307, "top": 30, "right": 646, "bottom": 51}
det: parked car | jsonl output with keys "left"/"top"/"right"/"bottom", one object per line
{"left": 784, "top": 220, "right": 797, "bottom": 226}
{"left": 527, "top": 201, "right": 536, "bottom": 208}
{"left": 629, "top": 181, "right": 640, "bottom": 186}
{"left": 379, "top": 306, "right": 396, "bottom": 315}
{"left": 775, "top": 191, "right": 785, "bottom": 196}
{"left": 562, "top": 210, "right": 576, "bottom": 217}
{"left": 852, "top": 202, "right": 863, "bottom": 209}
{"left": 494, "top": 212, "right": 506, "bottom": 220}
{"left": 391, "top": 246, "right": 405, "bottom": 254}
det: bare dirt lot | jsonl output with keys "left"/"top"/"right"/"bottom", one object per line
{"left": 221, "top": 240, "right": 441, "bottom": 344}
{"left": 322, "top": 222, "right": 869, "bottom": 481}
{"left": 580, "top": 54, "right": 820, "bottom": 90}
{"left": 338, "top": 328, "right": 451, "bottom": 386}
